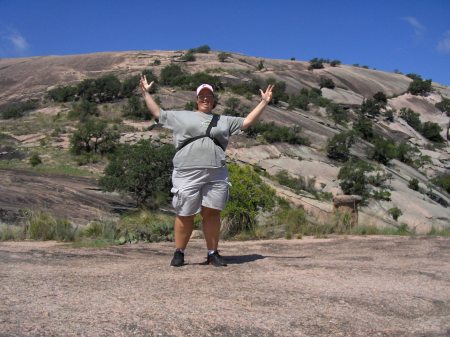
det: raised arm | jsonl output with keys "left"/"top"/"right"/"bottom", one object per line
{"left": 241, "top": 84, "right": 274, "bottom": 130}
{"left": 139, "top": 74, "right": 161, "bottom": 119}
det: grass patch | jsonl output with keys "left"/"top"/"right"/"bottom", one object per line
{"left": 427, "top": 226, "right": 450, "bottom": 237}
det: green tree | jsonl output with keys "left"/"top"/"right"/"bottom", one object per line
{"left": 160, "top": 64, "right": 186, "bottom": 86}
{"left": 373, "top": 91, "right": 387, "bottom": 106}
{"left": 99, "top": 141, "right": 175, "bottom": 207}
{"left": 265, "top": 78, "right": 288, "bottom": 104}
{"left": 308, "top": 58, "right": 324, "bottom": 70}
{"left": 360, "top": 98, "right": 381, "bottom": 117}
{"left": 435, "top": 98, "right": 450, "bottom": 116}
{"left": 70, "top": 118, "right": 119, "bottom": 155}
{"left": 408, "top": 178, "right": 420, "bottom": 191}
{"left": 217, "top": 52, "right": 231, "bottom": 62}
{"left": 319, "top": 76, "right": 335, "bottom": 89}
{"left": 68, "top": 99, "right": 99, "bottom": 122}
{"left": 123, "top": 96, "right": 151, "bottom": 120}
{"left": 396, "top": 141, "right": 417, "bottom": 165}
{"left": 337, "top": 159, "right": 373, "bottom": 201}
{"left": 408, "top": 77, "right": 432, "bottom": 95}
{"left": 421, "top": 121, "right": 444, "bottom": 142}
{"left": 399, "top": 108, "right": 422, "bottom": 131}
{"left": 371, "top": 137, "right": 397, "bottom": 165}
{"left": 353, "top": 116, "right": 374, "bottom": 141}
{"left": 327, "top": 103, "right": 349, "bottom": 125}
{"left": 326, "top": 131, "right": 355, "bottom": 162}
{"left": 388, "top": 207, "right": 402, "bottom": 221}
{"left": 222, "top": 164, "right": 276, "bottom": 237}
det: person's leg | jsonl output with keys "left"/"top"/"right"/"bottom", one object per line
{"left": 201, "top": 206, "right": 221, "bottom": 251}
{"left": 174, "top": 215, "right": 195, "bottom": 250}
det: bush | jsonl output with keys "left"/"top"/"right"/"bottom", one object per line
{"left": 319, "top": 76, "right": 335, "bottom": 89}
{"left": 360, "top": 98, "right": 381, "bottom": 117}
{"left": 289, "top": 88, "right": 330, "bottom": 110}
{"left": 70, "top": 118, "right": 119, "bottom": 155}
{"left": 408, "top": 77, "right": 432, "bottom": 95}
{"left": 217, "top": 52, "right": 231, "bottom": 62}
{"left": 99, "top": 140, "right": 175, "bottom": 207}
{"left": 122, "top": 96, "right": 151, "bottom": 120}
{"left": 435, "top": 98, "right": 450, "bottom": 116}
{"left": 27, "top": 211, "right": 74, "bottom": 241}
{"left": 189, "top": 45, "right": 211, "bottom": 53}
{"left": 246, "top": 121, "right": 309, "bottom": 145}
{"left": 222, "top": 164, "right": 276, "bottom": 237}
{"left": 29, "top": 153, "right": 42, "bottom": 167}
{"left": 326, "top": 131, "right": 355, "bottom": 162}
{"left": 308, "top": 58, "right": 325, "bottom": 70}
{"left": 0, "top": 100, "right": 39, "bottom": 119}
{"left": 181, "top": 51, "right": 196, "bottom": 62}
{"left": 68, "top": 99, "right": 99, "bottom": 122}
{"left": 370, "top": 137, "right": 397, "bottom": 165}
{"left": 353, "top": 116, "right": 374, "bottom": 141}
{"left": 388, "top": 207, "right": 402, "bottom": 221}
{"left": 421, "top": 121, "right": 444, "bottom": 142}
{"left": 338, "top": 159, "right": 373, "bottom": 201}
{"left": 159, "top": 64, "right": 186, "bottom": 86}
{"left": 400, "top": 108, "right": 422, "bottom": 131}
{"left": 408, "top": 178, "right": 420, "bottom": 191}
{"left": 432, "top": 173, "right": 450, "bottom": 194}
{"left": 327, "top": 103, "right": 349, "bottom": 125}
{"left": 265, "top": 78, "right": 289, "bottom": 104}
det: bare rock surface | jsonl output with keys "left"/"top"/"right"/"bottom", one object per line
{"left": 1, "top": 236, "right": 449, "bottom": 337}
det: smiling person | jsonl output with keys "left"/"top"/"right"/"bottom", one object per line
{"left": 140, "top": 75, "right": 273, "bottom": 267}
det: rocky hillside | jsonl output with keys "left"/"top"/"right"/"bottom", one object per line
{"left": 0, "top": 50, "right": 449, "bottom": 232}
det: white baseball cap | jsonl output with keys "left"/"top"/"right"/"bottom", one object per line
{"left": 196, "top": 84, "right": 214, "bottom": 96}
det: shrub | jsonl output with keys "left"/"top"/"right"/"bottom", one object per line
{"left": 29, "top": 153, "right": 42, "bottom": 167}
{"left": 70, "top": 118, "right": 119, "bottom": 155}
{"left": 28, "top": 211, "right": 57, "bottom": 240}
{"left": 99, "top": 140, "right": 175, "bottom": 207}
{"left": 421, "top": 121, "right": 444, "bottom": 142}
{"left": 360, "top": 98, "right": 381, "bottom": 117}
{"left": 408, "top": 77, "right": 432, "bottom": 95}
{"left": 399, "top": 108, "right": 422, "bottom": 131}
{"left": 353, "top": 116, "right": 374, "bottom": 141}
{"left": 432, "top": 173, "right": 450, "bottom": 193}
{"left": 408, "top": 178, "right": 420, "bottom": 191}
{"left": 190, "top": 45, "right": 211, "bottom": 53}
{"left": 122, "top": 96, "right": 151, "bottom": 120}
{"left": 319, "top": 76, "right": 335, "bottom": 89}
{"left": 435, "top": 98, "right": 450, "bottom": 116}
{"left": 229, "top": 79, "right": 261, "bottom": 97}
{"left": 68, "top": 99, "right": 99, "bottom": 122}
{"left": 308, "top": 58, "right": 325, "bottom": 70}
{"left": 265, "top": 78, "right": 289, "bottom": 104}
{"left": 370, "top": 137, "right": 397, "bottom": 165}
{"left": 246, "top": 121, "right": 309, "bottom": 145}
{"left": 217, "top": 52, "right": 231, "bottom": 62}
{"left": 388, "top": 207, "right": 403, "bottom": 221}
{"left": 373, "top": 91, "right": 387, "bottom": 106}
{"left": 257, "top": 60, "right": 264, "bottom": 70}
{"left": 159, "top": 64, "right": 186, "bottom": 86}
{"left": 338, "top": 159, "right": 373, "bottom": 201}
{"left": 0, "top": 100, "right": 39, "bottom": 119}
{"left": 222, "top": 163, "right": 276, "bottom": 237}
{"left": 327, "top": 103, "right": 349, "bottom": 125}
{"left": 181, "top": 51, "right": 196, "bottom": 62}
{"left": 289, "top": 88, "right": 330, "bottom": 110}
{"left": 326, "top": 131, "right": 355, "bottom": 162}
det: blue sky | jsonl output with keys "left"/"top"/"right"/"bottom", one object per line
{"left": 1, "top": 0, "right": 449, "bottom": 86}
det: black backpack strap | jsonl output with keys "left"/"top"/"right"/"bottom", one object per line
{"left": 177, "top": 114, "right": 225, "bottom": 151}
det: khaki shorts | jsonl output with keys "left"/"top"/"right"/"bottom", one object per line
{"left": 171, "top": 167, "right": 230, "bottom": 216}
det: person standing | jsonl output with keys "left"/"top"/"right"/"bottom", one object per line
{"left": 140, "top": 76, "right": 273, "bottom": 267}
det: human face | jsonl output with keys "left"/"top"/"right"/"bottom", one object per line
{"left": 197, "top": 89, "right": 214, "bottom": 113}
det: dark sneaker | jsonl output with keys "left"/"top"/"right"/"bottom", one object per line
{"left": 170, "top": 250, "right": 185, "bottom": 267}
{"left": 207, "top": 250, "right": 227, "bottom": 267}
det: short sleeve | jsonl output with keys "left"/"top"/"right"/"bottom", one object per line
{"left": 227, "top": 116, "right": 245, "bottom": 135}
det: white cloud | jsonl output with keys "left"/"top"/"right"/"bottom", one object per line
{"left": 0, "top": 27, "right": 29, "bottom": 56}
{"left": 403, "top": 16, "right": 426, "bottom": 38}
{"left": 437, "top": 30, "right": 450, "bottom": 54}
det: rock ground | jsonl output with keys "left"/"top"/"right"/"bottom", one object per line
{"left": 1, "top": 236, "right": 449, "bottom": 337}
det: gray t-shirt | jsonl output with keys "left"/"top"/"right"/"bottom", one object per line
{"left": 159, "top": 109, "right": 244, "bottom": 169}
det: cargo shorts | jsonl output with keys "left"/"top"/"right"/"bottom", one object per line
{"left": 171, "top": 166, "right": 230, "bottom": 216}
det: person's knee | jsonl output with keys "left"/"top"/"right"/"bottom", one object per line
{"left": 201, "top": 207, "right": 220, "bottom": 219}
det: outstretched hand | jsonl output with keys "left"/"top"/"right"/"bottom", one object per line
{"left": 260, "top": 84, "right": 274, "bottom": 103}
{"left": 140, "top": 74, "right": 154, "bottom": 93}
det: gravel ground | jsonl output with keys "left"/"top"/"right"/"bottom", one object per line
{"left": 1, "top": 236, "right": 449, "bottom": 337}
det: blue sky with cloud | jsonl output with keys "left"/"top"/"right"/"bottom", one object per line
{"left": 1, "top": 0, "right": 449, "bottom": 85}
